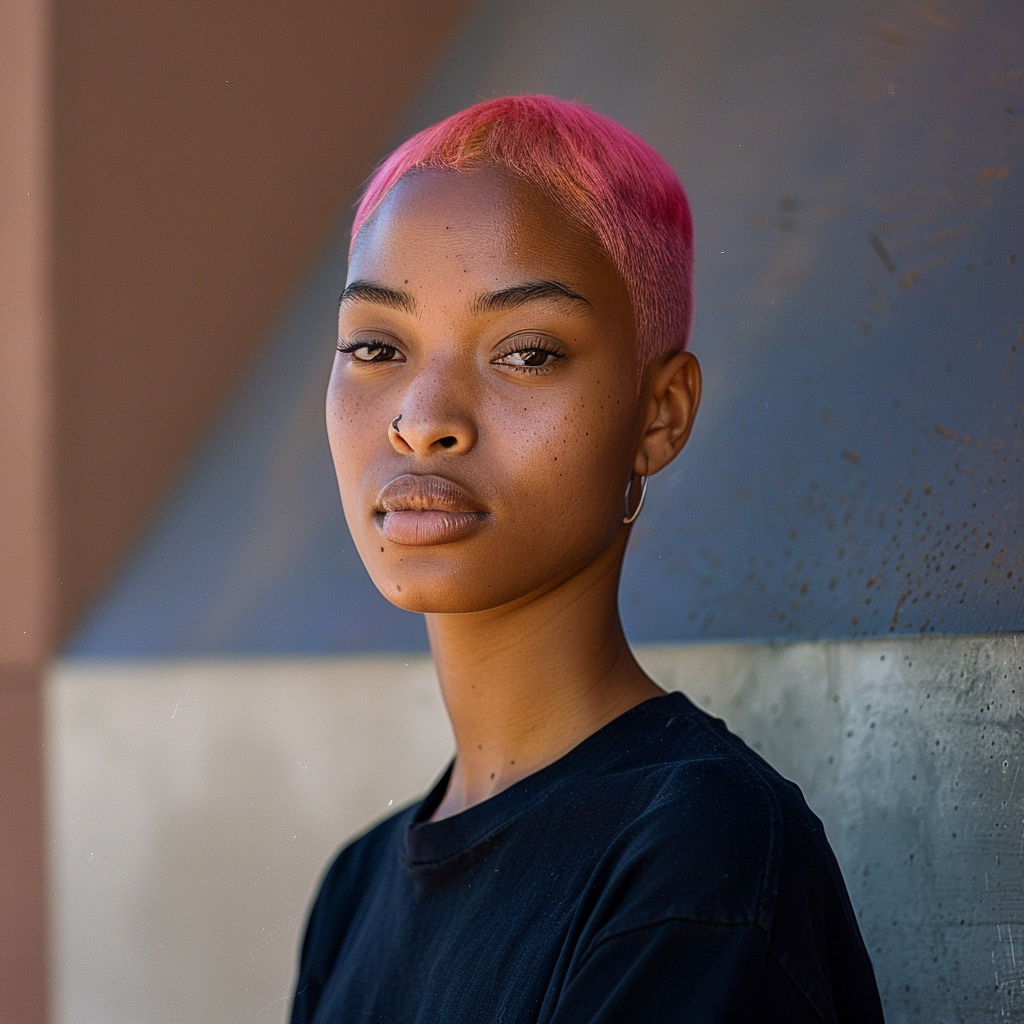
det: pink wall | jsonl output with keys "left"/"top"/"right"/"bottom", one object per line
{"left": 0, "top": 0, "right": 53, "bottom": 1012}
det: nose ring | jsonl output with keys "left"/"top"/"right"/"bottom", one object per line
{"left": 391, "top": 414, "right": 402, "bottom": 433}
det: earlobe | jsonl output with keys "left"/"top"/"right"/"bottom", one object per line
{"left": 635, "top": 350, "right": 702, "bottom": 476}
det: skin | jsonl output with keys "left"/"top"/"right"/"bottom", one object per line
{"left": 327, "top": 166, "right": 701, "bottom": 821}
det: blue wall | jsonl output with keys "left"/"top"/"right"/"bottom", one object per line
{"left": 69, "top": 0, "right": 1024, "bottom": 655}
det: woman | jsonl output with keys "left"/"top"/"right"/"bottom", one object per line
{"left": 291, "top": 95, "right": 883, "bottom": 1022}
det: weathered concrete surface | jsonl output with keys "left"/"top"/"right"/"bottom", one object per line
{"left": 48, "top": 634, "right": 1023, "bottom": 1022}
{"left": 640, "top": 635, "right": 1024, "bottom": 1022}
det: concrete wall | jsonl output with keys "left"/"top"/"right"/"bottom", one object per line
{"left": 48, "top": 635, "right": 1023, "bottom": 1022}
{"left": 46, "top": 657, "right": 452, "bottom": 1024}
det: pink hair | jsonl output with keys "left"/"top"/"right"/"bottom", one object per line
{"left": 350, "top": 95, "right": 694, "bottom": 366}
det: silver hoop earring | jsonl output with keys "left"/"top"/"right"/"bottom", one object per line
{"left": 390, "top": 414, "right": 402, "bottom": 433}
{"left": 623, "top": 474, "right": 648, "bottom": 524}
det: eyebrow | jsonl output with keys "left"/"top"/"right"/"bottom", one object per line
{"left": 338, "top": 280, "right": 416, "bottom": 315}
{"left": 338, "top": 278, "right": 593, "bottom": 318}
{"left": 472, "top": 280, "right": 593, "bottom": 317}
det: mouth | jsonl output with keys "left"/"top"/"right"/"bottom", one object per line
{"left": 373, "top": 474, "right": 491, "bottom": 546}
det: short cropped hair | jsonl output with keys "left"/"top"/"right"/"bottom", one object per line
{"left": 351, "top": 95, "right": 694, "bottom": 366}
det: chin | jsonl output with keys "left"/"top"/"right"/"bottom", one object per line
{"left": 375, "top": 584, "right": 507, "bottom": 615}
{"left": 364, "top": 557, "right": 528, "bottom": 615}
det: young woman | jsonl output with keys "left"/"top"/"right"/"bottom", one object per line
{"left": 291, "top": 96, "right": 884, "bottom": 1023}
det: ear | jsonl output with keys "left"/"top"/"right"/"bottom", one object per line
{"left": 634, "top": 350, "right": 701, "bottom": 476}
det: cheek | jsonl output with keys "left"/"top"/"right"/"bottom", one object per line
{"left": 492, "top": 383, "right": 635, "bottom": 540}
{"left": 325, "top": 365, "right": 376, "bottom": 504}
{"left": 325, "top": 367, "right": 350, "bottom": 465}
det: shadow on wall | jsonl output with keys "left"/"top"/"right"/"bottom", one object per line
{"left": 68, "top": 0, "right": 1023, "bottom": 656}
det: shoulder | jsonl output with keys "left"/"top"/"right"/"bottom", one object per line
{"left": 291, "top": 806, "right": 409, "bottom": 1022}
{"left": 304, "top": 805, "right": 407, "bottom": 942}
{"left": 588, "top": 696, "right": 834, "bottom": 934}
{"left": 588, "top": 697, "right": 880, "bottom": 1020}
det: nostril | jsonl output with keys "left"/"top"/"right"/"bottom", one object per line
{"left": 437, "top": 436, "right": 458, "bottom": 449}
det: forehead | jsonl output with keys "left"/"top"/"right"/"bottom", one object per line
{"left": 347, "top": 166, "right": 625, "bottom": 302}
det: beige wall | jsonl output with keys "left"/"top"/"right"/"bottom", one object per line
{"left": 47, "top": 658, "right": 453, "bottom": 1024}
{"left": 47, "top": 636, "right": 1024, "bottom": 1023}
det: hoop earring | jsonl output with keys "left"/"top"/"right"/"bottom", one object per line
{"left": 623, "top": 474, "right": 648, "bottom": 524}
{"left": 390, "top": 414, "right": 402, "bottom": 433}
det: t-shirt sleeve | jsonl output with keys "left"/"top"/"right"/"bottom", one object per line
{"left": 289, "top": 863, "right": 342, "bottom": 1024}
{"left": 548, "top": 917, "right": 826, "bottom": 1024}
{"left": 289, "top": 813, "right": 406, "bottom": 1024}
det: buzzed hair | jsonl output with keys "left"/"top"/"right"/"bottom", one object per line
{"left": 351, "top": 95, "right": 694, "bottom": 367}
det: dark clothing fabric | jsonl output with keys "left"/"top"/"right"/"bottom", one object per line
{"left": 291, "top": 692, "right": 884, "bottom": 1023}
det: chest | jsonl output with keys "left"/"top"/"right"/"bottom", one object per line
{"left": 313, "top": 840, "right": 602, "bottom": 1024}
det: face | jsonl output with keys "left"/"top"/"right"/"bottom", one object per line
{"left": 327, "top": 166, "right": 648, "bottom": 613}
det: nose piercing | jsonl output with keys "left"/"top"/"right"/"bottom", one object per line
{"left": 391, "top": 414, "right": 402, "bottom": 433}
{"left": 623, "top": 474, "right": 648, "bottom": 524}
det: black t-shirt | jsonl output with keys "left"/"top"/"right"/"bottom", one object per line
{"left": 291, "top": 692, "right": 884, "bottom": 1023}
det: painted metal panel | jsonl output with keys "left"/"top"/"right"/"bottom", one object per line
{"left": 69, "top": 0, "right": 1023, "bottom": 655}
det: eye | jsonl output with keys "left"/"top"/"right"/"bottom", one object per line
{"left": 493, "top": 339, "right": 565, "bottom": 372}
{"left": 337, "top": 337, "right": 404, "bottom": 363}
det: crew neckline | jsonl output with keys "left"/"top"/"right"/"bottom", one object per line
{"left": 405, "top": 691, "right": 694, "bottom": 868}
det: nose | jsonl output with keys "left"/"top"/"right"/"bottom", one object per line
{"left": 388, "top": 360, "right": 477, "bottom": 457}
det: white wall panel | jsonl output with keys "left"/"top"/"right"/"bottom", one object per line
{"left": 46, "top": 658, "right": 452, "bottom": 1024}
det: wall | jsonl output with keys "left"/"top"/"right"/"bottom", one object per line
{"left": 1, "top": 0, "right": 56, "bottom": 1016}
{"left": 49, "top": 0, "right": 476, "bottom": 645}
{"left": 1, "top": 1, "right": 474, "bottom": 1018}
{"left": 39, "top": 0, "right": 1024, "bottom": 1021}
{"left": 46, "top": 658, "right": 453, "bottom": 1024}
{"left": 47, "top": 635, "right": 1024, "bottom": 1022}
{"left": 69, "top": 0, "right": 1024, "bottom": 656}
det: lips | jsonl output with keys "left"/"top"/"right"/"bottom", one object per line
{"left": 374, "top": 474, "right": 490, "bottom": 546}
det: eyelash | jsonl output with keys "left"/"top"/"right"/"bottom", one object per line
{"left": 337, "top": 338, "right": 402, "bottom": 363}
{"left": 336, "top": 337, "right": 566, "bottom": 372}
{"left": 493, "top": 339, "right": 565, "bottom": 373}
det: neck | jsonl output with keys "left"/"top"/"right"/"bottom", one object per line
{"left": 425, "top": 532, "right": 663, "bottom": 821}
